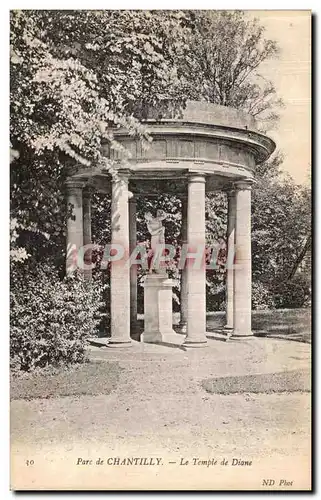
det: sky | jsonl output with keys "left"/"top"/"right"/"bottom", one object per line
{"left": 250, "top": 10, "right": 311, "bottom": 185}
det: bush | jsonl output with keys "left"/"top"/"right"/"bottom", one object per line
{"left": 10, "top": 265, "right": 105, "bottom": 372}
{"left": 206, "top": 273, "right": 226, "bottom": 312}
{"left": 273, "top": 273, "right": 311, "bottom": 309}
{"left": 252, "top": 281, "right": 275, "bottom": 310}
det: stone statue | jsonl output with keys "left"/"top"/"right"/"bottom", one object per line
{"left": 144, "top": 209, "right": 167, "bottom": 273}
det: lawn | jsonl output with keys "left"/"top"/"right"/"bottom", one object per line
{"left": 201, "top": 369, "right": 311, "bottom": 395}
{"left": 10, "top": 360, "right": 122, "bottom": 401}
{"left": 205, "top": 307, "right": 311, "bottom": 343}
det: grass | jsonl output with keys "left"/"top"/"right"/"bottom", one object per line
{"left": 205, "top": 308, "right": 311, "bottom": 343}
{"left": 201, "top": 369, "right": 311, "bottom": 395}
{"left": 10, "top": 360, "right": 122, "bottom": 401}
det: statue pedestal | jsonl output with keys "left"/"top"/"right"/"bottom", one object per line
{"left": 141, "top": 274, "right": 182, "bottom": 344}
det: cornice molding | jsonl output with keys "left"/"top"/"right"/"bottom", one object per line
{"left": 65, "top": 178, "right": 86, "bottom": 190}
{"left": 111, "top": 122, "right": 275, "bottom": 164}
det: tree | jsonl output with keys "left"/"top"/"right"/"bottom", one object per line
{"left": 177, "top": 10, "right": 283, "bottom": 131}
{"left": 251, "top": 167, "right": 311, "bottom": 307}
{"left": 10, "top": 9, "right": 310, "bottom": 316}
{"left": 10, "top": 10, "right": 190, "bottom": 265}
{"left": 10, "top": 10, "right": 192, "bottom": 164}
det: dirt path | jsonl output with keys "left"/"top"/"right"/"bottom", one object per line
{"left": 11, "top": 337, "right": 311, "bottom": 490}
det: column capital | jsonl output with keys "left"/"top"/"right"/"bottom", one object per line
{"left": 234, "top": 178, "right": 255, "bottom": 191}
{"left": 111, "top": 175, "right": 129, "bottom": 190}
{"left": 223, "top": 186, "right": 236, "bottom": 198}
{"left": 188, "top": 174, "right": 206, "bottom": 184}
{"left": 111, "top": 168, "right": 131, "bottom": 182}
{"left": 66, "top": 178, "right": 86, "bottom": 190}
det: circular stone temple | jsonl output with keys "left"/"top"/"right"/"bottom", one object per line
{"left": 65, "top": 100, "right": 276, "bottom": 347}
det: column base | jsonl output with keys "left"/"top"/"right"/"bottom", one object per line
{"left": 230, "top": 331, "right": 253, "bottom": 340}
{"left": 162, "top": 332, "right": 185, "bottom": 345}
{"left": 107, "top": 338, "right": 132, "bottom": 348}
{"left": 141, "top": 331, "right": 163, "bottom": 343}
{"left": 223, "top": 325, "right": 233, "bottom": 340}
{"left": 182, "top": 338, "right": 208, "bottom": 349}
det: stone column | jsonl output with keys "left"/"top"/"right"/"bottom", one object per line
{"left": 225, "top": 189, "right": 236, "bottom": 331}
{"left": 233, "top": 180, "right": 253, "bottom": 337}
{"left": 129, "top": 196, "right": 138, "bottom": 333}
{"left": 178, "top": 195, "right": 188, "bottom": 333}
{"left": 183, "top": 174, "right": 207, "bottom": 348}
{"left": 109, "top": 173, "right": 131, "bottom": 347}
{"left": 66, "top": 179, "right": 84, "bottom": 276}
{"left": 82, "top": 186, "right": 92, "bottom": 282}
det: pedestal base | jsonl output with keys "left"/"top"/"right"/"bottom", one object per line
{"left": 142, "top": 274, "right": 176, "bottom": 344}
{"left": 141, "top": 331, "right": 183, "bottom": 346}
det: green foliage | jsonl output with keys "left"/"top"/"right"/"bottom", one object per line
{"left": 178, "top": 10, "right": 283, "bottom": 130}
{"left": 10, "top": 10, "right": 190, "bottom": 258}
{"left": 252, "top": 282, "right": 275, "bottom": 310}
{"left": 206, "top": 275, "right": 226, "bottom": 312}
{"left": 10, "top": 10, "right": 159, "bottom": 166}
{"left": 273, "top": 274, "right": 311, "bottom": 309}
{"left": 10, "top": 9, "right": 191, "bottom": 163}
{"left": 10, "top": 265, "right": 106, "bottom": 371}
{"left": 252, "top": 164, "right": 311, "bottom": 306}
{"left": 205, "top": 192, "right": 228, "bottom": 311}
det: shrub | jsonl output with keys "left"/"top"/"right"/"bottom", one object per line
{"left": 273, "top": 273, "right": 311, "bottom": 309}
{"left": 252, "top": 281, "right": 275, "bottom": 310}
{"left": 10, "top": 264, "right": 105, "bottom": 372}
{"left": 206, "top": 274, "right": 226, "bottom": 312}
